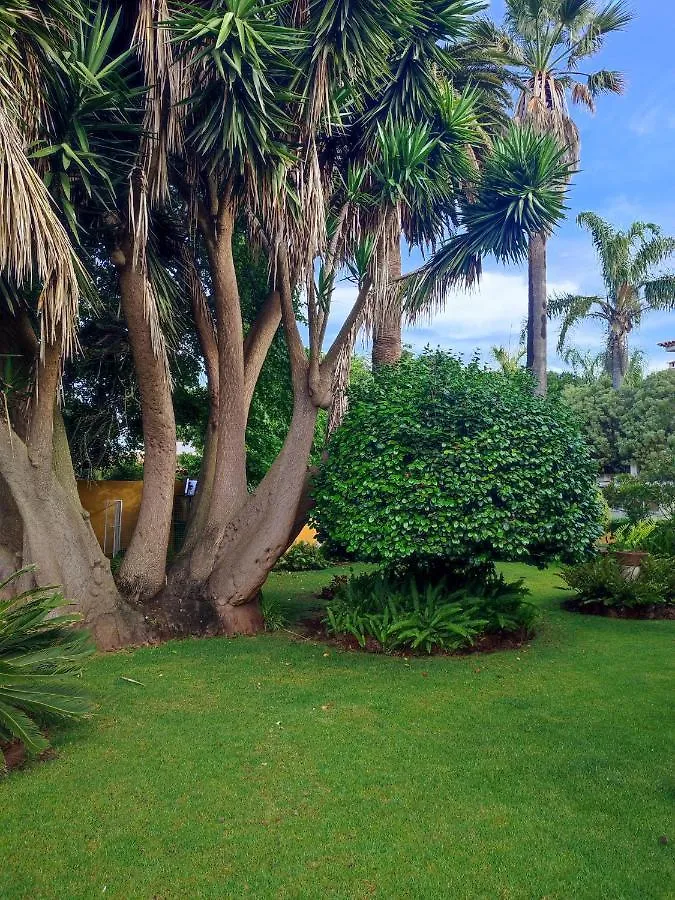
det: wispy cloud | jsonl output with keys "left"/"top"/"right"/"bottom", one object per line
{"left": 629, "top": 106, "right": 675, "bottom": 136}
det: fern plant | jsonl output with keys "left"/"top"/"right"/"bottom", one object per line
{"left": 612, "top": 519, "right": 658, "bottom": 551}
{"left": 0, "top": 569, "right": 94, "bottom": 767}
{"left": 324, "top": 566, "right": 536, "bottom": 654}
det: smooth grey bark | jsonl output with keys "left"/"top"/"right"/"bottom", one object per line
{"left": 527, "top": 230, "right": 548, "bottom": 396}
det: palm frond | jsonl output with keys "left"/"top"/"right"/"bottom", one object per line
{"left": 548, "top": 292, "right": 601, "bottom": 351}
{"left": 0, "top": 107, "right": 80, "bottom": 356}
{"left": 403, "top": 124, "right": 571, "bottom": 318}
{"left": 642, "top": 275, "right": 675, "bottom": 311}
{"left": 587, "top": 69, "right": 625, "bottom": 97}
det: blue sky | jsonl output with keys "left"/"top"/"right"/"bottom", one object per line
{"left": 327, "top": 0, "right": 675, "bottom": 371}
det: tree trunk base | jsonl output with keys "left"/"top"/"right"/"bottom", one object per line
{"left": 216, "top": 594, "right": 264, "bottom": 636}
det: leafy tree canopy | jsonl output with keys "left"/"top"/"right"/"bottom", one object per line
{"left": 313, "top": 351, "right": 603, "bottom": 567}
{"left": 561, "top": 369, "right": 675, "bottom": 475}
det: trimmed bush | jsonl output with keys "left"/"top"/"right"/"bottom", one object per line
{"left": 313, "top": 352, "right": 603, "bottom": 568}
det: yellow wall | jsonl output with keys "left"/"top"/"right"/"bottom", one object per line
{"left": 78, "top": 480, "right": 317, "bottom": 554}
{"left": 77, "top": 480, "right": 144, "bottom": 554}
{"left": 294, "top": 525, "right": 318, "bottom": 546}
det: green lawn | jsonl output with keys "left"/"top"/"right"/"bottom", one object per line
{"left": 1, "top": 564, "right": 673, "bottom": 899}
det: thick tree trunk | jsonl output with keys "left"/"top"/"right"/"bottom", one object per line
{"left": 116, "top": 258, "right": 176, "bottom": 601}
{"left": 527, "top": 231, "right": 548, "bottom": 396}
{"left": 0, "top": 428, "right": 147, "bottom": 649}
{"left": 153, "top": 390, "right": 319, "bottom": 638}
{"left": 372, "top": 236, "right": 403, "bottom": 368}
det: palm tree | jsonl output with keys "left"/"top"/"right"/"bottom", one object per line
{"left": 403, "top": 124, "right": 573, "bottom": 318}
{"left": 357, "top": 1, "right": 512, "bottom": 368}
{"left": 550, "top": 213, "right": 675, "bottom": 389}
{"left": 480, "top": 0, "right": 632, "bottom": 394}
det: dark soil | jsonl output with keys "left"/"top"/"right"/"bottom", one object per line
{"left": 1, "top": 738, "right": 57, "bottom": 774}
{"left": 562, "top": 600, "right": 675, "bottom": 620}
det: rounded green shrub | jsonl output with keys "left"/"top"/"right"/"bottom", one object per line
{"left": 313, "top": 352, "right": 603, "bottom": 566}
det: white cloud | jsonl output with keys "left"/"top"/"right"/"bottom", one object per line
{"left": 629, "top": 106, "right": 675, "bottom": 136}
{"left": 405, "top": 270, "right": 578, "bottom": 342}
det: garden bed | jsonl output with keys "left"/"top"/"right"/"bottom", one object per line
{"left": 299, "top": 611, "right": 533, "bottom": 656}
{"left": 562, "top": 599, "right": 675, "bottom": 620}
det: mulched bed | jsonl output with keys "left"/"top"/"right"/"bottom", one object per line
{"left": 296, "top": 612, "right": 532, "bottom": 657}
{"left": 562, "top": 600, "right": 675, "bottom": 620}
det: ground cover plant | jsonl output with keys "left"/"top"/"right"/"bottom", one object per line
{"left": 0, "top": 563, "right": 672, "bottom": 899}
{"left": 560, "top": 554, "right": 675, "bottom": 617}
{"left": 324, "top": 565, "right": 536, "bottom": 653}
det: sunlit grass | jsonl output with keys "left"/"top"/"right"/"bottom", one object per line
{"left": 1, "top": 564, "right": 672, "bottom": 899}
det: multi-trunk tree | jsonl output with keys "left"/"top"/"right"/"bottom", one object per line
{"left": 0, "top": 0, "right": 571, "bottom": 648}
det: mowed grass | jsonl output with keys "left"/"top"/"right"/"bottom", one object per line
{"left": 1, "top": 564, "right": 673, "bottom": 899}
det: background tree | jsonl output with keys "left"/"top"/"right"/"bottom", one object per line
{"left": 550, "top": 213, "right": 675, "bottom": 389}
{"left": 480, "top": 0, "right": 632, "bottom": 394}
{"left": 560, "top": 368, "right": 675, "bottom": 474}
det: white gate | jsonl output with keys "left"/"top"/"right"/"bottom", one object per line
{"left": 103, "top": 499, "right": 123, "bottom": 557}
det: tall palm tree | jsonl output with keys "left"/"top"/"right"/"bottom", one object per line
{"left": 357, "top": 0, "right": 512, "bottom": 368}
{"left": 480, "top": 0, "right": 632, "bottom": 394}
{"left": 550, "top": 213, "right": 675, "bottom": 389}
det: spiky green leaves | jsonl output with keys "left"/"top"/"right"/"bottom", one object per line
{"left": 29, "top": 5, "right": 141, "bottom": 235}
{"left": 0, "top": 569, "right": 94, "bottom": 761}
{"left": 404, "top": 125, "right": 571, "bottom": 314}
{"left": 173, "top": 0, "right": 304, "bottom": 174}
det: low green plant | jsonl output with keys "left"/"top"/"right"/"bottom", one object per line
{"left": 560, "top": 555, "right": 675, "bottom": 612}
{"left": 611, "top": 519, "right": 658, "bottom": 551}
{"left": 324, "top": 566, "right": 536, "bottom": 654}
{"left": 274, "top": 542, "right": 329, "bottom": 572}
{"left": 260, "top": 592, "right": 291, "bottom": 632}
{"left": 0, "top": 570, "right": 94, "bottom": 768}
{"left": 641, "top": 515, "right": 675, "bottom": 555}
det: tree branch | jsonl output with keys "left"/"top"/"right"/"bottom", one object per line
{"left": 243, "top": 289, "right": 281, "bottom": 411}
{"left": 322, "top": 276, "right": 372, "bottom": 374}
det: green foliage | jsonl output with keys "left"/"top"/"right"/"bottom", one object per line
{"left": 405, "top": 125, "right": 572, "bottom": 309}
{"left": 260, "top": 593, "right": 290, "bottom": 632}
{"left": 641, "top": 515, "right": 675, "bottom": 556}
{"left": 560, "top": 555, "right": 675, "bottom": 611}
{"left": 604, "top": 475, "right": 675, "bottom": 523}
{"left": 324, "top": 565, "right": 537, "bottom": 653}
{"left": 176, "top": 452, "right": 202, "bottom": 480}
{"left": 561, "top": 369, "right": 675, "bottom": 474}
{"left": 314, "top": 351, "right": 603, "bottom": 567}
{"left": 611, "top": 519, "right": 658, "bottom": 552}
{"left": 0, "top": 569, "right": 94, "bottom": 765}
{"left": 615, "top": 370, "right": 675, "bottom": 476}
{"left": 274, "top": 542, "right": 329, "bottom": 573}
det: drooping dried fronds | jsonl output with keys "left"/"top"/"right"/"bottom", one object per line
{"left": 0, "top": 106, "right": 79, "bottom": 356}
